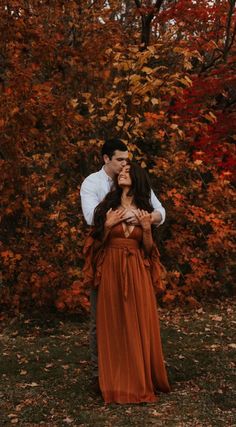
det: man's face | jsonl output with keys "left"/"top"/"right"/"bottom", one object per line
{"left": 104, "top": 150, "right": 129, "bottom": 175}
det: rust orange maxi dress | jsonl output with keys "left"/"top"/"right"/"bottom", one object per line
{"left": 83, "top": 223, "right": 170, "bottom": 404}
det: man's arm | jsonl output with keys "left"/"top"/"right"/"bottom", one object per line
{"left": 80, "top": 177, "right": 100, "bottom": 225}
{"left": 150, "top": 189, "right": 166, "bottom": 225}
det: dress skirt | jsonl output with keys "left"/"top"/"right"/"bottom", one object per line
{"left": 84, "top": 223, "right": 170, "bottom": 403}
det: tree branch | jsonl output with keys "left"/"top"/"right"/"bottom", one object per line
{"left": 227, "top": 21, "right": 236, "bottom": 53}
{"left": 134, "top": 0, "right": 166, "bottom": 46}
{"left": 154, "top": 0, "right": 165, "bottom": 11}
{"left": 146, "top": 0, "right": 165, "bottom": 25}
{"left": 223, "top": 0, "right": 236, "bottom": 59}
{"left": 134, "top": 0, "right": 142, "bottom": 8}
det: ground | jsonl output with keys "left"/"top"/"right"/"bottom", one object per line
{"left": 0, "top": 298, "right": 235, "bottom": 426}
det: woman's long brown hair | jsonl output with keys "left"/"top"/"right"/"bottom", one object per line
{"left": 92, "top": 163, "right": 158, "bottom": 242}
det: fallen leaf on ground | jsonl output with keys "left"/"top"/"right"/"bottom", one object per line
{"left": 210, "top": 315, "right": 222, "bottom": 321}
{"left": 228, "top": 343, "right": 236, "bottom": 349}
{"left": 63, "top": 417, "right": 74, "bottom": 424}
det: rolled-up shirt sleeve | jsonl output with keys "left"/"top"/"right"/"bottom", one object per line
{"left": 80, "top": 178, "right": 99, "bottom": 225}
{"left": 150, "top": 189, "right": 166, "bottom": 225}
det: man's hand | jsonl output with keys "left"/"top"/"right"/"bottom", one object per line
{"left": 105, "top": 208, "right": 125, "bottom": 229}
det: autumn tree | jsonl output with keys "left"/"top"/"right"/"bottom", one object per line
{"left": 0, "top": 0, "right": 235, "bottom": 314}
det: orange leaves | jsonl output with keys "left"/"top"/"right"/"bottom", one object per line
{"left": 166, "top": 188, "right": 186, "bottom": 207}
{"left": 55, "top": 301, "right": 65, "bottom": 311}
{"left": 144, "top": 112, "right": 164, "bottom": 120}
{"left": 185, "top": 296, "right": 201, "bottom": 308}
{"left": 103, "top": 69, "right": 110, "bottom": 80}
{"left": 162, "top": 292, "right": 176, "bottom": 304}
{"left": 1, "top": 251, "right": 22, "bottom": 266}
{"left": 1, "top": 250, "right": 14, "bottom": 259}
{"left": 32, "top": 82, "right": 54, "bottom": 104}
{"left": 55, "top": 280, "right": 90, "bottom": 313}
{"left": 74, "top": 114, "right": 85, "bottom": 123}
{"left": 0, "top": 0, "right": 235, "bottom": 314}
{"left": 4, "top": 87, "right": 13, "bottom": 95}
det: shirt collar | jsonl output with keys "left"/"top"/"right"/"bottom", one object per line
{"left": 101, "top": 166, "right": 114, "bottom": 182}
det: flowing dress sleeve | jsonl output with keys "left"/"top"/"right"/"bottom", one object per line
{"left": 141, "top": 244, "right": 167, "bottom": 295}
{"left": 82, "top": 231, "right": 106, "bottom": 289}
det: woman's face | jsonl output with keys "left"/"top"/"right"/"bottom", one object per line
{"left": 118, "top": 165, "right": 132, "bottom": 187}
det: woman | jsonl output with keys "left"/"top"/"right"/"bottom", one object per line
{"left": 83, "top": 163, "right": 170, "bottom": 404}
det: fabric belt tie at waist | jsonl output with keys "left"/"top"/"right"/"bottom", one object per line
{"left": 108, "top": 238, "right": 139, "bottom": 249}
{"left": 108, "top": 238, "right": 139, "bottom": 300}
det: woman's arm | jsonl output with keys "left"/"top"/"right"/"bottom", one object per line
{"left": 142, "top": 227, "right": 153, "bottom": 255}
{"left": 102, "top": 208, "right": 125, "bottom": 243}
{"left": 135, "top": 209, "right": 153, "bottom": 254}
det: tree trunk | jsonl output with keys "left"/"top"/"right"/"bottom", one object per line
{"left": 141, "top": 15, "right": 152, "bottom": 47}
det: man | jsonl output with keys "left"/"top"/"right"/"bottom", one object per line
{"left": 80, "top": 138, "right": 166, "bottom": 389}
{"left": 80, "top": 138, "right": 166, "bottom": 226}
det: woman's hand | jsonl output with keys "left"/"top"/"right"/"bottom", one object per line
{"left": 122, "top": 208, "right": 139, "bottom": 225}
{"left": 105, "top": 208, "right": 125, "bottom": 229}
{"left": 135, "top": 209, "right": 152, "bottom": 231}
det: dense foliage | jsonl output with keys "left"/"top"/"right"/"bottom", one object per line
{"left": 0, "top": 0, "right": 235, "bottom": 314}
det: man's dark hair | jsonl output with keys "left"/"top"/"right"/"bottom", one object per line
{"left": 101, "top": 138, "right": 127, "bottom": 159}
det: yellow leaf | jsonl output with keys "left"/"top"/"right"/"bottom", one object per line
{"left": 82, "top": 92, "right": 91, "bottom": 100}
{"left": 209, "top": 112, "right": 217, "bottom": 121}
{"left": 100, "top": 116, "right": 108, "bottom": 122}
{"left": 153, "top": 79, "right": 163, "bottom": 87}
{"left": 122, "top": 61, "right": 131, "bottom": 71}
{"left": 142, "top": 67, "right": 153, "bottom": 74}
{"left": 179, "top": 78, "right": 192, "bottom": 87}
{"left": 203, "top": 113, "right": 217, "bottom": 123}
{"left": 151, "top": 98, "right": 159, "bottom": 105}
{"left": 69, "top": 98, "right": 78, "bottom": 108}
{"left": 178, "top": 129, "right": 184, "bottom": 138}
{"left": 130, "top": 74, "right": 141, "bottom": 83}
{"left": 107, "top": 111, "right": 115, "bottom": 119}
{"left": 184, "top": 76, "right": 192, "bottom": 85}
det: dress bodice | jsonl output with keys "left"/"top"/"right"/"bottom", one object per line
{"left": 109, "top": 223, "right": 143, "bottom": 243}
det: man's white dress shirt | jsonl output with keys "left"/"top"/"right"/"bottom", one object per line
{"left": 80, "top": 167, "right": 166, "bottom": 226}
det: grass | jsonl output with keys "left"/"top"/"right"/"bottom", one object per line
{"left": 0, "top": 298, "right": 235, "bottom": 426}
